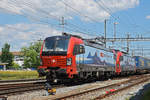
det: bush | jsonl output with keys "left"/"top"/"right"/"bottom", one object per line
{"left": 12, "top": 62, "right": 20, "bottom": 70}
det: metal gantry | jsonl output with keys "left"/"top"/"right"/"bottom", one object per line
{"left": 102, "top": 36, "right": 150, "bottom": 56}
{"left": 103, "top": 37, "right": 150, "bottom": 42}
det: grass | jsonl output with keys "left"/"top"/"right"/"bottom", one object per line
{"left": 0, "top": 70, "right": 39, "bottom": 80}
{"left": 125, "top": 97, "right": 130, "bottom": 100}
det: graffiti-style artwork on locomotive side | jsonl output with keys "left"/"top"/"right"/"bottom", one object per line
{"left": 76, "top": 45, "right": 116, "bottom": 70}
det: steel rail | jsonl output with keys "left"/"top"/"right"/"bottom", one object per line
{"left": 0, "top": 81, "right": 45, "bottom": 96}
{"left": 94, "top": 78, "right": 150, "bottom": 100}
{"left": 50, "top": 74, "right": 150, "bottom": 100}
{"left": 0, "top": 78, "right": 46, "bottom": 83}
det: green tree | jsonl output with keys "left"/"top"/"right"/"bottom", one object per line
{"left": 12, "top": 62, "right": 20, "bottom": 70}
{"left": 0, "top": 43, "right": 14, "bottom": 69}
{"left": 21, "top": 42, "right": 42, "bottom": 69}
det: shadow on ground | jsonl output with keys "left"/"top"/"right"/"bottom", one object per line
{"left": 130, "top": 83, "right": 150, "bottom": 100}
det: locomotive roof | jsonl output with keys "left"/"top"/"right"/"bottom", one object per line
{"left": 62, "top": 32, "right": 82, "bottom": 39}
{"left": 45, "top": 35, "right": 70, "bottom": 40}
{"left": 112, "top": 49, "right": 128, "bottom": 54}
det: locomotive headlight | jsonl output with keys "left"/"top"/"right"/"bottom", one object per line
{"left": 67, "top": 58, "right": 72, "bottom": 66}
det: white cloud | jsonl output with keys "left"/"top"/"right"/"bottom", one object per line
{"left": 0, "top": 0, "right": 139, "bottom": 22}
{"left": 0, "top": 27, "right": 3, "bottom": 32}
{"left": 146, "top": 15, "right": 150, "bottom": 19}
{"left": 0, "top": 23, "right": 61, "bottom": 51}
{"left": 99, "top": 0, "right": 139, "bottom": 11}
{"left": 0, "top": 23, "right": 96, "bottom": 51}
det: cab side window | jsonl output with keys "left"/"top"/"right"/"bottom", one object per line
{"left": 73, "top": 45, "right": 85, "bottom": 55}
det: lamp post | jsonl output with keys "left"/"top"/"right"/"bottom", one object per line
{"left": 114, "top": 22, "right": 118, "bottom": 41}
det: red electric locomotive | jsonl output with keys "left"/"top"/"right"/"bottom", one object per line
{"left": 38, "top": 33, "right": 135, "bottom": 83}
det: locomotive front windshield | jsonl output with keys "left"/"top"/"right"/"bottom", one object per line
{"left": 42, "top": 36, "right": 69, "bottom": 55}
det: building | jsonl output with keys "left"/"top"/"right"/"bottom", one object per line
{"left": 0, "top": 52, "right": 24, "bottom": 66}
{"left": 0, "top": 63, "right": 8, "bottom": 70}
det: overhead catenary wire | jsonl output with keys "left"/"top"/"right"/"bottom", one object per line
{"left": 96, "top": 0, "right": 150, "bottom": 36}
{"left": 60, "top": 0, "right": 100, "bottom": 23}
{"left": 95, "top": 0, "right": 118, "bottom": 20}
{"left": 9, "top": 0, "right": 100, "bottom": 37}
{"left": 94, "top": 0, "right": 140, "bottom": 51}
{"left": 59, "top": 0, "right": 103, "bottom": 36}
{"left": 94, "top": 0, "right": 125, "bottom": 50}
{"left": 9, "top": 0, "right": 126, "bottom": 49}
{"left": 95, "top": 0, "right": 134, "bottom": 34}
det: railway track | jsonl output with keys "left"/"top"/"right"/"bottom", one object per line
{"left": 0, "top": 78, "right": 67, "bottom": 100}
{"left": 0, "top": 79, "right": 46, "bottom": 98}
{"left": 0, "top": 74, "right": 149, "bottom": 100}
{"left": 44, "top": 74, "right": 150, "bottom": 100}
{"left": 0, "top": 78, "right": 46, "bottom": 84}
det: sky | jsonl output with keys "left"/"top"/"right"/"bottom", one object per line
{"left": 0, "top": 0, "right": 150, "bottom": 57}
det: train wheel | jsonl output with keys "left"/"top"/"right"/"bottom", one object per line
{"left": 46, "top": 73, "right": 54, "bottom": 83}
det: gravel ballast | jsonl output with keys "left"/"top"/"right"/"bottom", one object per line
{"left": 7, "top": 78, "right": 150, "bottom": 100}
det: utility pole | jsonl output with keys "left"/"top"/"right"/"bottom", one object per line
{"left": 114, "top": 22, "right": 118, "bottom": 41}
{"left": 38, "top": 38, "right": 43, "bottom": 42}
{"left": 104, "top": 19, "right": 107, "bottom": 48}
{"left": 132, "top": 50, "right": 134, "bottom": 57}
{"left": 142, "top": 47, "right": 143, "bottom": 56}
{"left": 60, "top": 16, "right": 66, "bottom": 33}
{"left": 127, "top": 33, "right": 130, "bottom": 53}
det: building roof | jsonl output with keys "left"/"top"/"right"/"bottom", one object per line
{"left": 0, "top": 51, "right": 23, "bottom": 56}
{"left": 0, "top": 63, "right": 8, "bottom": 65}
